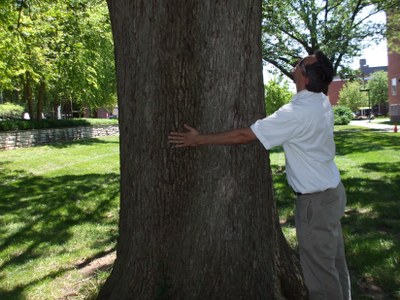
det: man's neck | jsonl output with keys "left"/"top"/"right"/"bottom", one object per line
{"left": 296, "top": 86, "right": 306, "bottom": 93}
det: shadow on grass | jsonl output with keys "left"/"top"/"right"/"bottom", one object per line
{"left": 271, "top": 163, "right": 400, "bottom": 297}
{"left": 341, "top": 163, "right": 400, "bottom": 297}
{"left": 0, "top": 268, "right": 74, "bottom": 299}
{"left": 269, "top": 131, "right": 400, "bottom": 298}
{"left": 0, "top": 162, "right": 120, "bottom": 298}
{"left": 378, "top": 120, "right": 394, "bottom": 125}
{"left": 334, "top": 131, "right": 400, "bottom": 155}
{"left": 334, "top": 131, "right": 400, "bottom": 292}
{"left": 46, "top": 136, "right": 120, "bottom": 149}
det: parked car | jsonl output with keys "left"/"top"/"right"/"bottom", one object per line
{"left": 355, "top": 107, "right": 374, "bottom": 120}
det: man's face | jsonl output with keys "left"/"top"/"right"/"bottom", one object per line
{"left": 291, "top": 55, "right": 317, "bottom": 89}
{"left": 292, "top": 58, "right": 306, "bottom": 83}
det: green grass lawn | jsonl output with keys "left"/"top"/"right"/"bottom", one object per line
{"left": 0, "top": 137, "right": 120, "bottom": 299}
{"left": 0, "top": 128, "right": 399, "bottom": 299}
{"left": 271, "top": 126, "right": 400, "bottom": 299}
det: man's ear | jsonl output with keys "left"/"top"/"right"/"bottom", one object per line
{"left": 303, "top": 75, "right": 310, "bottom": 85}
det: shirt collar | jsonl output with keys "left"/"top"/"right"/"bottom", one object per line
{"left": 293, "top": 90, "right": 321, "bottom": 102}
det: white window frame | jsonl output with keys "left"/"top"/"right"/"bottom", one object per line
{"left": 392, "top": 78, "right": 397, "bottom": 96}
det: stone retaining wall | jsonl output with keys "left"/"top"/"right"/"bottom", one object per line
{"left": 0, "top": 125, "right": 119, "bottom": 150}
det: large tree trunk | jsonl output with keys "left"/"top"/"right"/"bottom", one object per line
{"left": 36, "top": 79, "right": 46, "bottom": 121}
{"left": 98, "top": 1, "right": 306, "bottom": 299}
{"left": 23, "top": 72, "right": 35, "bottom": 121}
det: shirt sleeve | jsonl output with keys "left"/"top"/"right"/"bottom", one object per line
{"left": 250, "top": 103, "right": 300, "bottom": 150}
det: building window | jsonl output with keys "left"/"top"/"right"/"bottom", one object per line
{"left": 390, "top": 104, "right": 400, "bottom": 117}
{"left": 392, "top": 78, "right": 397, "bottom": 95}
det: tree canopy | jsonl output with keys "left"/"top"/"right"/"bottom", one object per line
{"left": 387, "top": 1, "right": 400, "bottom": 53}
{"left": 338, "top": 80, "right": 368, "bottom": 111}
{"left": 0, "top": 0, "right": 115, "bottom": 118}
{"left": 1, "top": 0, "right": 396, "bottom": 119}
{"left": 261, "top": 0, "right": 391, "bottom": 79}
{"left": 368, "top": 71, "right": 388, "bottom": 106}
{"left": 338, "top": 71, "right": 388, "bottom": 113}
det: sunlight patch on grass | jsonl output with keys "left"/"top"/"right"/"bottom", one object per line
{"left": 271, "top": 129, "right": 400, "bottom": 299}
{"left": 281, "top": 226, "right": 297, "bottom": 249}
{"left": 0, "top": 136, "right": 120, "bottom": 299}
{"left": 347, "top": 233, "right": 399, "bottom": 292}
{"left": 1, "top": 131, "right": 399, "bottom": 299}
{"left": 350, "top": 206, "right": 375, "bottom": 216}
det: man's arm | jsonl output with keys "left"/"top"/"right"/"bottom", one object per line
{"left": 168, "top": 124, "right": 257, "bottom": 148}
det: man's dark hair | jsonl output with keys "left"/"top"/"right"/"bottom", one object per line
{"left": 304, "top": 50, "right": 334, "bottom": 94}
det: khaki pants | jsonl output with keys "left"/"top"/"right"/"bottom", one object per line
{"left": 295, "top": 182, "right": 351, "bottom": 300}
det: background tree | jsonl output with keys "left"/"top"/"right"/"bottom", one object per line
{"left": 0, "top": 0, "right": 115, "bottom": 119}
{"left": 386, "top": 0, "right": 400, "bottom": 53}
{"left": 367, "top": 71, "right": 388, "bottom": 108}
{"left": 261, "top": 0, "right": 390, "bottom": 79}
{"left": 0, "top": 0, "right": 66, "bottom": 120}
{"left": 99, "top": 0, "right": 306, "bottom": 299}
{"left": 49, "top": 1, "right": 116, "bottom": 117}
{"left": 264, "top": 77, "right": 293, "bottom": 115}
{"left": 338, "top": 80, "right": 368, "bottom": 112}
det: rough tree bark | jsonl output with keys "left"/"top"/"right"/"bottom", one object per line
{"left": 98, "top": 1, "right": 306, "bottom": 299}
{"left": 23, "top": 72, "right": 34, "bottom": 121}
{"left": 36, "top": 79, "right": 45, "bottom": 121}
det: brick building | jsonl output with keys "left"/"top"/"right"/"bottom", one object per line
{"left": 388, "top": 51, "right": 400, "bottom": 123}
{"left": 327, "top": 79, "right": 345, "bottom": 106}
{"left": 327, "top": 59, "right": 387, "bottom": 109}
{"left": 387, "top": 8, "right": 400, "bottom": 123}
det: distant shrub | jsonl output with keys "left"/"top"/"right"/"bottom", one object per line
{"left": 0, "top": 102, "right": 24, "bottom": 120}
{"left": 264, "top": 77, "right": 293, "bottom": 115}
{"left": 333, "top": 105, "right": 353, "bottom": 125}
{"left": 0, "top": 118, "right": 118, "bottom": 131}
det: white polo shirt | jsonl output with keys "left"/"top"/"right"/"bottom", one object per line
{"left": 250, "top": 90, "right": 340, "bottom": 194}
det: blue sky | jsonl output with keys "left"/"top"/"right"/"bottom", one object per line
{"left": 263, "top": 11, "right": 388, "bottom": 84}
{"left": 351, "top": 11, "right": 388, "bottom": 68}
{"left": 351, "top": 40, "right": 387, "bottom": 69}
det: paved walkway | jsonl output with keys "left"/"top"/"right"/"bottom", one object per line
{"left": 349, "top": 119, "right": 397, "bottom": 132}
